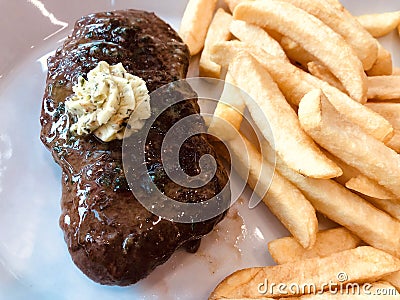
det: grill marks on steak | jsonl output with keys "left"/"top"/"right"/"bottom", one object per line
{"left": 40, "top": 10, "right": 230, "bottom": 286}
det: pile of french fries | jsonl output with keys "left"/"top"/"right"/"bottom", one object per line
{"left": 179, "top": 0, "right": 400, "bottom": 298}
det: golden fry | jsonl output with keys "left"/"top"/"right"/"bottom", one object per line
{"left": 210, "top": 41, "right": 393, "bottom": 142}
{"left": 210, "top": 247, "right": 400, "bottom": 299}
{"left": 262, "top": 137, "right": 400, "bottom": 258}
{"left": 208, "top": 67, "right": 318, "bottom": 248}
{"left": 385, "top": 273, "right": 400, "bottom": 293}
{"left": 357, "top": 11, "right": 400, "bottom": 37}
{"left": 346, "top": 175, "right": 397, "bottom": 200}
{"left": 388, "top": 134, "right": 400, "bottom": 153}
{"left": 229, "top": 20, "right": 288, "bottom": 61}
{"left": 307, "top": 62, "right": 345, "bottom": 93}
{"left": 365, "top": 196, "right": 400, "bottom": 222}
{"left": 278, "top": 0, "right": 378, "bottom": 70}
{"left": 208, "top": 69, "right": 245, "bottom": 140}
{"left": 366, "top": 102, "right": 400, "bottom": 152}
{"left": 229, "top": 53, "right": 341, "bottom": 179}
{"left": 368, "top": 76, "right": 400, "bottom": 100}
{"left": 227, "top": 134, "right": 318, "bottom": 249}
{"left": 298, "top": 89, "right": 400, "bottom": 198}
{"left": 365, "top": 102, "right": 400, "bottom": 129}
{"left": 233, "top": 0, "right": 367, "bottom": 102}
{"left": 280, "top": 37, "right": 315, "bottom": 69}
{"left": 322, "top": 150, "right": 359, "bottom": 186}
{"left": 200, "top": 8, "right": 232, "bottom": 78}
{"left": 366, "top": 42, "right": 393, "bottom": 76}
{"left": 268, "top": 227, "right": 361, "bottom": 265}
{"left": 179, "top": 0, "right": 218, "bottom": 55}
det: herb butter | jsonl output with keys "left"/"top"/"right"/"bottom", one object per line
{"left": 65, "top": 61, "right": 151, "bottom": 142}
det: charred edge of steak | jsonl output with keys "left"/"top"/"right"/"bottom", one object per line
{"left": 40, "top": 9, "right": 230, "bottom": 286}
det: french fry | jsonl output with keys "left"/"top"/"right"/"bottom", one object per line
{"left": 368, "top": 76, "right": 400, "bottom": 100}
{"left": 298, "top": 89, "right": 400, "bottom": 198}
{"left": 386, "top": 273, "right": 400, "bottom": 293}
{"left": 269, "top": 206, "right": 400, "bottom": 296}
{"left": 209, "top": 71, "right": 318, "bottom": 248}
{"left": 323, "top": 150, "right": 398, "bottom": 200}
{"left": 291, "top": 282, "right": 399, "bottom": 299}
{"left": 388, "top": 134, "right": 400, "bottom": 153}
{"left": 280, "top": 37, "right": 315, "bottom": 69}
{"left": 261, "top": 140, "right": 400, "bottom": 258}
{"left": 365, "top": 196, "right": 400, "bottom": 222}
{"left": 278, "top": 0, "right": 378, "bottom": 71}
{"left": 208, "top": 69, "right": 246, "bottom": 140}
{"left": 182, "top": 0, "right": 400, "bottom": 297}
{"left": 199, "top": 8, "right": 232, "bottom": 78}
{"left": 357, "top": 11, "right": 400, "bottom": 38}
{"left": 229, "top": 53, "right": 341, "bottom": 179}
{"left": 227, "top": 134, "right": 318, "bottom": 249}
{"left": 229, "top": 20, "right": 288, "bottom": 61}
{"left": 179, "top": 0, "right": 218, "bottom": 55}
{"left": 328, "top": 123, "right": 400, "bottom": 197}
{"left": 211, "top": 41, "right": 312, "bottom": 104}
{"left": 346, "top": 175, "right": 397, "bottom": 200}
{"left": 268, "top": 227, "right": 362, "bottom": 265}
{"left": 224, "top": 0, "right": 252, "bottom": 13}
{"left": 311, "top": 82, "right": 392, "bottom": 143}
{"left": 322, "top": 150, "right": 359, "bottom": 186}
{"left": 210, "top": 41, "right": 393, "bottom": 142}
{"left": 233, "top": 0, "right": 368, "bottom": 103}
{"left": 365, "top": 102, "right": 400, "bottom": 129}
{"left": 209, "top": 247, "right": 400, "bottom": 299}
{"left": 305, "top": 80, "right": 392, "bottom": 143}
{"left": 366, "top": 42, "right": 393, "bottom": 76}
{"left": 314, "top": 85, "right": 393, "bottom": 143}
{"left": 269, "top": 217, "right": 400, "bottom": 297}
{"left": 366, "top": 102, "right": 400, "bottom": 152}
{"left": 307, "top": 62, "right": 345, "bottom": 93}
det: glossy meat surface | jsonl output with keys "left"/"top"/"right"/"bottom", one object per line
{"left": 40, "top": 10, "right": 229, "bottom": 285}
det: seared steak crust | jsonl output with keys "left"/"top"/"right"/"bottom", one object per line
{"left": 40, "top": 10, "right": 229, "bottom": 285}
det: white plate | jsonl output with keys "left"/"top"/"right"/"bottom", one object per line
{"left": 0, "top": 1, "right": 399, "bottom": 299}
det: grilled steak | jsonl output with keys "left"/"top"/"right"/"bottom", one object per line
{"left": 40, "top": 10, "right": 230, "bottom": 286}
